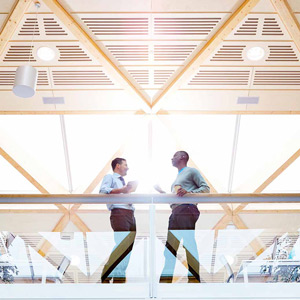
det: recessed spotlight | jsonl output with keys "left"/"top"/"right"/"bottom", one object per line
{"left": 246, "top": 46, "right": 265, "bottom": 61}
{"left": 37, "top": 46, "right": 55, "bottom": 61}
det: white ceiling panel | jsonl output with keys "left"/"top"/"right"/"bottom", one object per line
{"left": 75, "top": 13, "right": 226, "bottom": 41}
{"left": 250, "top": 0, "right": 276, "bottom": 13}
{"left": 0, "top": 42, "right": 99, "bottom": 66}
{"left": 11, "top": 14, "right": 76, "bottom": 40}
{"left": 61, "top": 0, "right": 151, "bottom": 13}
{"left": 151, "top": 0, "right": 244, "bottom": 13}
{"left": 0, "top": 0, "right": 16, "bottom": 13}
{"left": 226, "top": 14, "right": 291, "bottom": 40}
{"left": 204, "top": 41, "right": 300, "bottom": 66}
{"left": 287, "top": 0, "right": 300, "bottom": 12}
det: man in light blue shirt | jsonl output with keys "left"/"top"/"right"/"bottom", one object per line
{"left": 100, "top": 158, "right": 136, "bottom": 283}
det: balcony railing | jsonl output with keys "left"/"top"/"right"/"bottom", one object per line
{"left": 0, "top": 194, "right": 300, "bottom": 299}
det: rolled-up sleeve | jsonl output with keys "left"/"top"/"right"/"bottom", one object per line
{"left": 191, "top": 169, "right": 210, "bottom": 193}
{"left": 100, "top": 174, "right": 113, "bottom": 194}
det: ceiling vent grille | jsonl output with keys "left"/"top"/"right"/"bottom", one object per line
{"left": 106, "top": 45, "right": 149, "bottom": 61}
{"left": 253, "top": 70, "right": 300, "bottom": 85}
{"left": 18, "top": 18, "right": 40, "bottom": 36}
{"left": 82, "top": 18, "right": 149, "bottom": 35}
{"left": 43, "top": 18, "right": 67, "bottom": 36}
{"left": 154, "top": 17, "right": 221, "bottom": 35}
{"left": 266, "top": 45, "right": 299, "bottom": 61}
{"left": 37, "top": 70, "right": 49, "bottom": 86}
{"left": 154, "top": 70, "right": 175, "bottom": 85}
{"left": 211, "top": 45, "right": 245, "bottom": 61}
{"left": 4, "top": 45, "right": 36, "bottom": 62}
{"left": 0, "top": 71, "right": 15, "bottom": 85}
{"left": 52, "top": 70, "right": 113, "bottom": 85}
{"left": 0, "top": 70, "right": 48, "bottom": 86}
{"left": 188, "top": 70, "right": 250, "bottom": 85}
{"left": 262, "top": 17, "right": 283, "bottom": 36}
{"left": 234, "top": 18, "right": 259, "bottom": 36}
{"left": 56, "top": 45, "right": 92, "bottom": 62}
{"left": 128, "top": 70, "right": 149, "bottom": 85}
{"left": 154, "top": 44, "right": 197, "bottom": 61}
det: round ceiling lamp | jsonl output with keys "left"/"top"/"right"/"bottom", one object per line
{"left": 246, "top": 46, "right": 265, "bottom": 61}
{"left": 37, "top": 46, "right": 55, "bottom": 61}
{"left": 13, "top": 65, "right": 38, "bottom": 98}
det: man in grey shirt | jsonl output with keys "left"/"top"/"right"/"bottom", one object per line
{"left": 100, "top": 157, "right": 136, "bottom": 283}
{"left": 157, "top": 151, "right": 210, "bottom": 283}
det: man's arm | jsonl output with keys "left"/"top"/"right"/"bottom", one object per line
{"left": 191, "top": 169, "right": 210, "bottom": 193}
{"left": 100, "top": 174, "right": 131, "bottom": 194}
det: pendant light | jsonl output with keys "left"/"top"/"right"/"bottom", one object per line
{"left": 13, "top": 2, "right": 40, "bottom": 98}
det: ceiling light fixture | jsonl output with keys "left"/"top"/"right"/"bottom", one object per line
{"left": 37, "top": 46, "right": 55, "bottom": 61}
{"left": 246, "top": 46, "right": 265, "bottom": 61}
{"left": 13, "top": 2, "right": 40, "bottom": 98}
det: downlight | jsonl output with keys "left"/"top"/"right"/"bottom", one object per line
{"left": 37, "top": 46, "right": 56, "bottom": 61}
{"left": 246, "top": 46, "right": 265, "bottom": 61}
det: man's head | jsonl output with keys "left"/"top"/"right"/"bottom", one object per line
{"left": 111, "top": 158, "right": 128, "bottom": 176}
{"left": 171, "top": 151, "right": 189, "bottom": 168}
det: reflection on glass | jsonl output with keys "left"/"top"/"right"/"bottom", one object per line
{"left": 40, "top": 232, "right": 87, "bottom": 275}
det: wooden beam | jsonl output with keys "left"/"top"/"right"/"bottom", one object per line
{"left": 0, "top": 110, "right": 145, "bottom": 115}
{"left": 70, "top": 213, "right": 91, "bottom": 233}
{"left": 254, "top": 148, "right": 300, "bottom": 193}
{"left": 157, "top": 110, "right": 300, "bottom": 116}
{"left": 271, "top": 0, "right": 300, "bottom": 52}
{"left": 0, "top": 147, "right": 69, "bottom": 213}
{"left": 157, "top": 116, "right": 218, "bottom": 193}
{"left": 0, "top": 130, "right": 69, "bottom": 194}
{"left": 213, "top": 215, "right": 231, "bottom": 230}
{"left": 233, "top": 203, "right": 249, "bottom": 215}
{"left": 42, "top": 0, "right": 151, "bottom": 113}
{"left": 0, "top": 147, "right": 49, "bottom": 194}
{"left": 2, "top": 110, "right": 300, "bottom": 116}
{"left": 151, "top": 0, "right": 261, "bottom": 112}
{"left": 0, "top": 0, "right": 32, "bottom": 57}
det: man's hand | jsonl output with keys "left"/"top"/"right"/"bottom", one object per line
{"left": 177, "top": 188, "right": 188, "bottom": 197}
{"left": 153, "top": 184, "right": 166, "bottom": 194}
{"left": 121, "top": 184, "right": 133, "bottom": 194}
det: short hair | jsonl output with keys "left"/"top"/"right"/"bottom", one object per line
{"left": 111, "top": 158, "right": 126, "bottom": 170}
{"left": 177, "top": 151, "right": 189, "bottom": 163}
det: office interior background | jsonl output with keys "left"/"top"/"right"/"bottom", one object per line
{"left": 1, "top": 0, "right": 300, "bottom": 299}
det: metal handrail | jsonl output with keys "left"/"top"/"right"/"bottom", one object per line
{"left": 0, "top": 193, "right": 300, "bottom": 204}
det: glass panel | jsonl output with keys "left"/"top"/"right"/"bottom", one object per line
{"left": 1, "top": 198, "right": 300, "bottom": 299}
{"left": 155, "top": 115, "right": 236, "bottom": 193}
{"left": 0, "top": 203, "right": 149, "bottom": 298}
{"left": 0, "top": 115, "right": 68, "bottom": 191}
{"left": 0, "top": 155, "right": 39, "bottom": 193}
{"left": 264, "top": 156, "right": 300, "bottom": 193}
{"left": 233, "top": 115, "right": 300, "bottom": 192}
{"left": 64, "top": 115, "right": 145, "bottom": 192}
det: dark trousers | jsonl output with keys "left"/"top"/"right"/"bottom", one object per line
{"left": 160, "top": 204, "right": 200, "bottom": 283}
{"left": 101, "top": 208, "right": 136, "bottom": 283}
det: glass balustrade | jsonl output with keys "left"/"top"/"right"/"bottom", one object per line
{"left": 0, "top": 194, "right": 300, "bottom": 299}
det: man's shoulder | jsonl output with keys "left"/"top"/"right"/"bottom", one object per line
{"left": 186, "top": 167, "right": 199, "bottom": 173}
{"left": 103, "top": 174, "right": 114, "bottom": 180}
